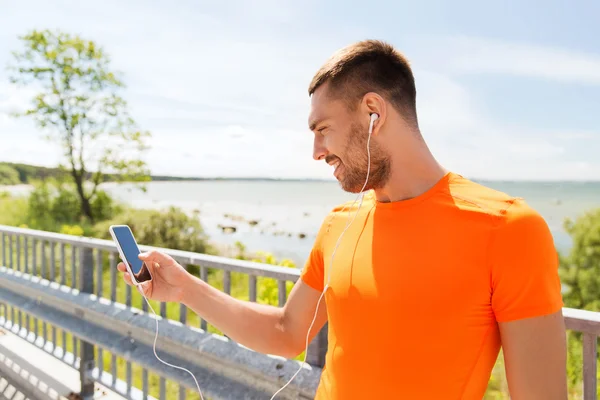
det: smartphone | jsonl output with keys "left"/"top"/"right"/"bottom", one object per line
{"left": 109, "top": 225, "right": 152, "bottom": 285}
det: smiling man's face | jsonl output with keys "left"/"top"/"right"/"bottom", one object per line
{"left": 308, "top": 83, "right": 391, "bottom": 193}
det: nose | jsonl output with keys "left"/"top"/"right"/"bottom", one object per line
{"left": 313, "top": 135, "right": 327, "bottom": 161}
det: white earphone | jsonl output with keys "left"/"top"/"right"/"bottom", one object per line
{"left": 369, "top": 112, "right": 379, "bottom": 134}
{"left": 271, "top": 111, "right": 379, "bottom": 398}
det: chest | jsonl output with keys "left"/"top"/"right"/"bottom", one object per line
{"left": 321, "top": 210, "right": 492, "bottom": 318}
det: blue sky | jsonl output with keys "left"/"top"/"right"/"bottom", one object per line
{"left": 0, "top": 0, "right": 599, "bottom": 180}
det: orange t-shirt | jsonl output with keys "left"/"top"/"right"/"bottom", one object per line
{"left": 301, "top": 171, "right": 563, "bottom": 399}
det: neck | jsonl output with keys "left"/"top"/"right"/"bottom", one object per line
{"left": 373, "top": 136, "right": 448, "bottom": 203}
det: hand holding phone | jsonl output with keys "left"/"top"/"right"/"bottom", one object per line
{"left": 109, "top": 225, "right": 152, "bottom": 285}
{"left": 110, "top": 225, "right": 206, "bottom": 398}
{"left": 110, "top": 225, "right": 190, "bottom": 303}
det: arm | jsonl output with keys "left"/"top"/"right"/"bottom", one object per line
{"left": 121, "top": 216, "right": 332, "bottom": 358}
{"left": 499, "top": 310, "right": 567, "bottom": 399}
{"left": 181, "top": 276, "right": 327, "bottom": 358}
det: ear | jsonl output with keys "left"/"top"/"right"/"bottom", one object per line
{"left": 361, "top": 92, "right": 386, "bottom": 136}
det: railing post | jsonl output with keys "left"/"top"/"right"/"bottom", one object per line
{"left": 78, "top": 246, "right": 96, "bottom": 399}
{"left": 583, "top": 332, "right": 597, "bottom": 400}
{"left": 1, "top": 233, "right": 5, "bottom": 267}
{"left": 306, "top": 323, "right": 328, "bottom": 367}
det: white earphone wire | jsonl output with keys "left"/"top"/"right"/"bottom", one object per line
{"left": 140, "top": 290, "right": 206, "bottom": 400}
{"left": 135, "top": 113, "right": 377, "bottom": 400}
{"left": 270, "top": 114, "right": 377, "bottom": 399}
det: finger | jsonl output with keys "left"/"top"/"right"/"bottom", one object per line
{"left": 138, "top": 250, "right": 170, "bottom": 264}
{"left": 138, "top": 250, "right": 157, "bottom": 261}
{"left": 122, "top": 272, "right": 133, "bottom": 286}
{"left": 117, "top": 262, "right": 127, "bottom": 272}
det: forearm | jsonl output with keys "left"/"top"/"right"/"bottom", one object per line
{"left": 181, "top": 274, "right": 296, "bottom": 357}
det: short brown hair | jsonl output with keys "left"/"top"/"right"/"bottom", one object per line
{"left": 308, "top": 40, "right": 417, "bottom": 124}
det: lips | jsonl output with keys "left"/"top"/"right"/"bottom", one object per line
{"left": 329, "top": 160, "right": 343, "bottom": 178}
{"left": 326, "top": 156, "right": 343, "bottom": 178}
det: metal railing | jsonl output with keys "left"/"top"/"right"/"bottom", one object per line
{"left": 0, "top": 225, "right": 325, "bottom": 400}
{"left": 563, "top": 308, "right": 600, "bottom": 400}
{"left": 0, "top": 225, "right": 599, "bottom": 399}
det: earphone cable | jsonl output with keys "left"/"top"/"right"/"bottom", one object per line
{"left": 141, "top": 292, "right": 206, "bottom": 400}
{"left": 270, "top": 114, "right": 376, "bottom": 399}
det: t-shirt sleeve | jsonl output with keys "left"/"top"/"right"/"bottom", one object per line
{"left": 300, "top": 213, "right": 331, "bottom": 292}
{"left": 490, "top": 198, "right": 564, "bottom": 323}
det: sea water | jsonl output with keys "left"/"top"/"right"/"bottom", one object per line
{"left": 102, "top": 179, "right": 600, "bottom": 265}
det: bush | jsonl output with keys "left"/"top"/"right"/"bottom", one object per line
{"left": 230, "top": 241, "right": 296, "bottom": 306}
{"left": 0, "top": 165, "right": 21, "bottom": 185}
{"left": 24, "top": 180, "right": 120, "bottom": 233}
{"left": 560, "top": 208, "right": 600, "bottom": 311}
{"left": 26, "top": 181, "right": 55, "bottom": 231}
{"left": 93, "top": 206, "right": 215, "bottom": 255}
{"left": 60, "top": 224, "right": 85, "bottom": 236}
{"left": 50, "top": 183, "right": 82, "bottom": 224}
{"left": 559, "top": 208, "right": 600, "bottom": 397}
{"left": 0, "top": 193, "right": 29, "bottom": 227}
{"left": 91, "top": 190, "right": 121, "bottom": 221}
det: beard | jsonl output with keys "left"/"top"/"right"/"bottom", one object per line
{"left": 329, "top": 121, "right": 391, "bottom": 193}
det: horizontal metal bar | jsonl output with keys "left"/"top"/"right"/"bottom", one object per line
{"left": 0, "top": 319, "right": 154, "bottom": 400}
{"left": 0, "top": 225, "right": 300, "bottom": 281}
{"left": 0, "top": 279, "right": 282, "bottom": 399}
{"left": 92, "top": 368, "right": 158, "bottom": 400}
{"left": 0, "top": 318, "right": 78, "bottom": 368}
{"left": 0, "top": 267, "right": 319, "bottom": 399}
{"left": 563, "top": 307, "right": 600, "bottom": 335}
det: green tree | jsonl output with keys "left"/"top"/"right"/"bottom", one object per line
{"left": 0, "top": 164, "right": 21, "bottom": 185}
{"left": 94, "top": 207, "right": 215, "bottom": 256}
{"left": 560, "top": 209, "right": 600, "bottom": 311}
{"left": 8, "top": 29, "right": 151, "bottom": 223}
{"left": 559, "top": 208, "right": 600, "bottom": 396}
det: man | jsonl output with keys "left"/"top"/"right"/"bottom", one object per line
{"left": 118, "top": 40, "right": 568, "bottom": 399}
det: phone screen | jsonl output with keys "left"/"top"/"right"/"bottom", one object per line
{"left": 112, "top": 226, "right": 144, "bottom": 275}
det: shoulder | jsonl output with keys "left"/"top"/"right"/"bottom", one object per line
{"left": 446, "top": 173, "right": 525, "bottom": 220}
{"left": 320, "top": 191, "right": 375, "bottom": 233}
{"left": 300, "top": 194, "right": 374, "bottom": 291}
{"left": 461, "top": 181, "right": 565, "bottom": 322}
{"left": 489, "top": 194, "right": 552, "bottom": 248}
{"left": 497, "top": 197, "right": 549, "bottom": 234}
{"left": 446, "top": 174, "right": 550, "bottom": 238}
{"left": 450, "top": 173, "right": 551, "bottom": 241}
{"left": 446, "top": 173, "right": 554, "bottom": 256}
{"left": 489, "top": 196, "right": 562, "bottom": 320}
{"left": 330, "top": 191, "right": 376, "bottom": 214}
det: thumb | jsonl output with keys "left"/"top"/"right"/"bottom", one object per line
{"left": 139, "top": 250, "right": 166, "bottom": 264}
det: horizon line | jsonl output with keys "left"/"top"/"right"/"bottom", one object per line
{"left": 1, "top": 161, "right": 599, "bottom": 184}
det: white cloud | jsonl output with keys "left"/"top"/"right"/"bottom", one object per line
{"left": 411, "top": 71, "right": 597, "bottom": 180}
{"left": 0, "top": 3, "right": 597, "bottom": 181}
{"left": 0, "top": 83, "right": 36, "bottom": 116}
{"left": 553, "top": 131, "right": 599, "bottom": 140}
{"left": 438, "top": 36, "right": 600, "bottom": 85}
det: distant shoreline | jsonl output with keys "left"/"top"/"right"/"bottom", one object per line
{"left": 148, "top": 176, "right": 334, "bottom": 183}
{"left": 1, "top": 161, "right": 600, "bottom": 184}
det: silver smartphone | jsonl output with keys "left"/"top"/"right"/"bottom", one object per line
{"left": 109, "top": 225, "right": 152, "bottom": 285}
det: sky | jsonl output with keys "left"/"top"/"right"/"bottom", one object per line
{"left": 0, "top": 0, "right": 599, "bottom": 181}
